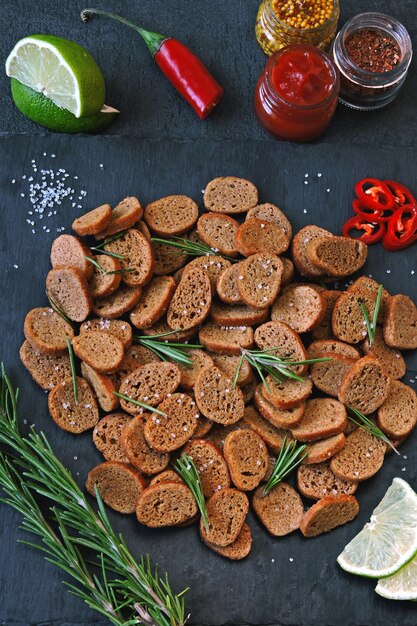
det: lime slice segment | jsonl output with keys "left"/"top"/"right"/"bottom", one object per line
{"left": 5, "top": 35, "right": 105, "bottom": 117}
{"left": 376, "top": 554, "right": 417, "bottom": 600}
{"left": 337, "top": 478, "right": 417, "bottom": 578}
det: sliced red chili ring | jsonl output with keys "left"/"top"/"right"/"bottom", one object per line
{"left": 383, "top": 205, "right": 417, "bottom": 251}
{"left": 354, "top": 178, "right": 395, "bottom": 211}
{"left": 342, "top": 215, "right": 386, "bottom": 245}
{"left": 384, "top": 180, "right": 417, "bottom": 207}
{"left": 352, "top": 199, "right": 394, "bottom": 223}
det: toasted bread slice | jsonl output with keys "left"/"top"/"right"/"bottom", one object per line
{"left": 332, "top": 289, "right": 381, "bottom": 344}
{"left": 94, "top": 197, "right": 143, "bottom": 239}
{"left": 152, "top": 237, "right": 189, "bottom": 276}
{"left": 180, "top": 256, "right": 232, "bottom": 295}
{"left": 234, "top": 218, "right": 290, "bottom": 257}
{"left": 130, "top": 276, "right": 176, "bottom": 329}
{"left": 252, "top": 482, "right": 303, "bottom": 536}
{"left": 93, "top": 413, "right": 131, "bottom": 462}
{"left": 119, "top": 362, "right": 180, "bottom": 415}
{"left": 143, "top": 393, "right": 198, "bottom": 452}
{"left": 330, "top": 426, "right": 386, "bottom": 481}
{"left": 262, "top": 376, "right": 313, "bottom": 410}
{"left": 149, "top": 470, "right": 184, "bottom": 486}
{"left": 24, "top": 307, "right": 74, "bottom": 355}
{"left": 46, "top": 267, "right": 92, "bottom": 322}
{"left": 111, "top": 344, "right": 160, "bottom": 388}
{"left": 142, "top": 318, "right": 197, "bottom": 342}
{"left": 176, "top": 349, "right": 215, "bottom": 390}
{"left": 121, "top": 415, "right": 170, "bottom": 474}
{"left": 306, "top": 237, "right": 367, "bottom": 278}
{"left": 51, "top": 234, "right": 93, "bottom": 279}
{"left": 145, "top": 195, "right": 198, "bottom": 236}
{"left": 48, "top": 377, "right": 99, "bottom": 433}
{"left": 300, "top": 495, "right": 359, "bottom": 537}
{"left": 199, "top": 323, "right": 254, "bottom": 355}
{"left": 93, "top": 284, "right": 142, "bottom": 318}
{"left": 254, "top": 321, "right": 308, "bottom": 376}
{"left": 81, "top": 362, "right": 119, "bottom": 411}
{"left": 87, "top": 461, "right": 147, "bottom": 514}
{"left": 137, "top": 481, "right": 198, "bottom": 527}
{"left": 338, "top": 356, "right": 391, "bottom": 414}
{"left": 210, "top": 302, "right": 268, "bottom": 326}
{"left": 291, "top": 225, "right": 333, "bottom": 278}
{"left": 184, "top": 439, "right": 231, "bottom": 498}
{"left": 311, "top": 290, "right": 342, "bottom": 340}
{"left": 88, "top": 254, "right": 122, "bottom": 299}
{"left": 203, "top": 522, "right": 252, "bottom": 560}
{"left": 311, "top": 354, "right": 357, "bottom": 398}
{"left": 254, "top": 384, "right": 305, "bottom": 428}
{"left": 246, "top": 202, "right": 292, "bottom": 239}
{"left": 242, "top": 406, "right": 294, "bottom": 454}
{"left": 217, "top": 262, "right": 244, "bottom": 304}
{"left": 72, "top": 331, "right": 124, "bottom": 373}
{"left": 205, "top": 422, "right": 247, "bottom": 452}
{"left": 237, "top": 254, "right": 283, "bottom": 309}
{"left": 20, "top": 339, "right": 71, "bottom": 390}
{"left": 241, "top": 374, "right": 257, "bottom": 403}
{"left": 203, "top": 177, "right": 258, "bottom": 214}
{"left": 72, "top": 203, "right": 112, "bottom": 236}
{"left": 224, "top": 429, "right": 269, "bottom": 491}
{"left": 135, "top": 220, "right": 152, "bottom": 242}
{"left": 191, "top": 415, "right": 214, "bottom": 439}
{"left": 195, "top": 366, "right": 245, "bottom": 425}
{"left": 271, "top": 284, "right": 325, "bottom": 333}
{"left": 383, "top": 294, "right": 417, "bottom": 350}
{"left": 209, "top": 352, "right": 253, "bottom": 387}
{"left": 363, "top": 326, "right": 406, "bottom": 380}
{"left": 200, "top": 488, "right": 249, "bottom": 547}
{"left": 167, "top": 267, "right": 212, "bottom": 330}
{"left": 80, "top": 318, "right": 132, "bottom": 349}
{"left": 377, "top": 380, "right": 417, "bottom": 439}
{"left": 307, "top": 339, "right": 360, "bottom": 360}
{"left": 281, "top": 257, "right": 295, "bottom": 286}
{"left": 197, "top": 213, "right": 239, "bottom": 257}
{"left": 291, "top": 398, "right": 347, "bottom": 442}
{"left": 297, "top": 461, "right": 358, "bottom": 499}
{"left": 104, "top": 229, "right": 154, "bottom": 287}
{"left": 302, "top": 434, "right": 346, "bottom": 465}
{"left": 348, "top": 277, "right": 390, "bottom": 320}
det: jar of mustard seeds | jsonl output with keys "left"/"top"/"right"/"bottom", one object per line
{"left": 256, "top": 0, "right": 340, "bottom": 56}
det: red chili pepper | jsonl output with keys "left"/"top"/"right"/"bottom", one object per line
{"left": 354, "top": 178, "right": 395, "bottom": 211}
{"left": 384, "top": 180, "right": 417, "bottom": 207}
{"left": 352, "top": 199, "right": 394, "bottom": 223}
{"left": 81, "top": 9, "right": 224, "bottom": 119}
{"left": 383, "top": 205, "right": 417, "bottom": 251}
{"left": 342, "top": 215, "right": 386, "bottom": 245}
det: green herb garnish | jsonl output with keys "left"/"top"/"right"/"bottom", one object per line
{"left": 90, "top": 231, "right": 127, "bottom": 260}
{"left": 84, "top": 255, "right": 135, "bottom": 275}
{"left": 151, "top": 236, "right": 235, "bottom": 261}
{"left": 113, "top": 391, "right": 167, "bottom": 417}
{"left": 65, "top": 337, "right": 78, "bottom": 405}
{"left": 45, "top": 291, "right": 74, "bottom": 328}
{"left": 361, "top": 283, "right": 383, "bottom": 348}
{"left": 348, "top": 406, "right": 399, "bottom": 455}
{"left": 262, "top": 437, "right": 307, "bottom": 497}
{"left": 175, "top": 453, "right": 209, "bottom": 530}
{"left": 134, "top": 332, "right": 202, "bottom": 368}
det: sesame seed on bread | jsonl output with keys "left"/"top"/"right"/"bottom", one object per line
{"left": 118, "top": 362, "right": 181, "bottom": 415}
{"left": 199, "top": 323, "right": 254, "bottom": 355}
{"left": 143, "top": 393, "right": 199, "bottom": 452}
{"left": 237, "top": 254, "right": 284, "bottom": 309}
{"left": 271, "top": 284, "right": 325, "bottom": 333}
{"left": 181, "top": 256, "right": 232, "bottom": 295}
{"left": 197, "top": 213, "right": 240, "bottom": 257}
{"left": 80, "top": 318, "right": 133, "bottom": 349}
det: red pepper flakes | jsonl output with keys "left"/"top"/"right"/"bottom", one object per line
{"left": 345, "top": 28, "right": 401, "bottom": 73}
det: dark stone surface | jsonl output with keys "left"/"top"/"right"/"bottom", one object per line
{"left": 0, "top": 2, "right": 416, "bottom": 626}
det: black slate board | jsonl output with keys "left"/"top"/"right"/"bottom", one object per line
{"left": 0, "top": 135, "right": 416, "bottom": 626}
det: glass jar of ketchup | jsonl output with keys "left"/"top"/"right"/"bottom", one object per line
{"left": 254, "top": 44, "right": 340, "bottom": 142}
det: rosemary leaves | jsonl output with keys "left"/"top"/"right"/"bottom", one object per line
{"left": 65, "top": 337, "right": 78, "bottom": 405}
{"left": 175, "top": 453, "right": 209, "bottom": 530}
{"left": 361, "top": 283, "right": 384, "bottom": 347}
{"left": 262, "top": 438, "right": 307, "bottom": 496}
{"left": 134, "top": 331, "right": 202, "bottom": 368}
{"left": 151, "top": 235, "right": 235, "bottom": 261}
{"left": 113, "top": 391, "right": 168, "bottom": 417}
{"left": 348, "top": 406, "right": 399, "bottom": 454}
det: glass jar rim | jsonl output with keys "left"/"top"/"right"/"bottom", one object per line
{"left": 264, "top": 44, "right": 340, "bottom": 111}
{"left": 338, "top": 12, "right": 412, "bottom": 80}
{"left": 265, "top": 0, "right": 339, "bottom": 35}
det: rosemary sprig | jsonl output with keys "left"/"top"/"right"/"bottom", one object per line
{"left": 84, "top": 255, "right": 135, "bottom": 275}
{"left": 65, "top": 337, "right": 78, "bottom": 405}
{"left": 134, "top": 334, "right": 202, "bottom": 368}
{"left": 0, "top": 366, "right": 188, "bottom": 626}
{"left": 262, "top": 437, "right": 307, "bottom": 497}
{"left": 151, "top": 236, "right": 235, "bottom": 261}
{"left": 45, "top": 291, "right": 74, "bottom": 328}
{"left": 361, "top": 283, "right": 383, "bottom": 348}
{"left": 175, "top": 453, "right": 209, "bottom": 531}
{"left": 90, "top": 231, "right": 127, "bottom": 260}
{"left": 348, "top": 406, "right": 399, "bottom": 455}
{"left": 113, "top": 391, "right": 167, "bottom": 417}
{"left": 232, "top": 347, "right": 331, "bottom": 390}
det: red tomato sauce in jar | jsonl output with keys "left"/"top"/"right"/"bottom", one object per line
{"left": 254, "top": 44, "right": 340, "bottom": 141}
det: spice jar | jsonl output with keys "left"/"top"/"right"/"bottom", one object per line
{"left": 332, "top": 13, "right": 412, "bottom": 110}
{"left": 254, "top": 44, "right": 340, "bottom": 142}
{"left": 256, "top": 0, "right": 340, "bottom": 56}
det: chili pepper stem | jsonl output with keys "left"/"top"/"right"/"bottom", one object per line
{"left": 80, "top": 8, "right": 168, "bottom": 56}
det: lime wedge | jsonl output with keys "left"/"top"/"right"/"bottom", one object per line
{"left": 337, "top": 478, "right": 417, "bottom": 578}
{"left": 376, "top": 554, "right": 417, "bottom": 600}
{"left": 5, "top": 34, "right": 105, "bottom": 117}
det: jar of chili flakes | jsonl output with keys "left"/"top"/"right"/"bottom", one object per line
{"left": 332, "top": 13, "right": 412, "bottom": 110}
{"left": 256, "top": 0, "right": 340, "bottom": 56}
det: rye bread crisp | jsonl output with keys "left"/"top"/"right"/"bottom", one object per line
{"left": 195, "top": 366, "right": 245, "bottom": 425}
{"left": 306, "top": 237, "right": 368, "bottom": 278}
{"left": 311, "top": 290, "right": 342, "bottom": 340}
{"left": 297, "top": 461, "right": 358, "bottom": 500}
{"left": 307, "top": 339, "right": 360, "bottom": 360}
{"left": 176, "top": 349, "right": 215, "bottom": 390}
{"left": 135, "top": 220, "right": 152, "bottom": 242}
{"left": 197, "top": 213, "right": 240, "bottom": 257}
{"left": 203, "top": 176, "right": 258, "bottom": 214}
{"left": 86, "top": 461, "right": 147, "bottom": 514}
{"left": 46, "top": 267, "right": 92, "bottom": 322}
{"left": 302, "top": 433, "right": 347, "bottom": 465}
{"left": 121, "top": 415, "right": 170, "bottom": 474}
{"left": 72, "top": 203, "right": 112, "bottom": 236}
{"left": 24, "top": 307, "right": 74, "bottom": 355}
{"left": 145, "top": 194, "right": 199, "bottom": 236}
{"left": 200, "top": 488, "right": 249, "bottom": 547}
{"left": 48, "top": 377, "right": 99, "bottom": 434}
{"left": 205, "top": 422, "right": 248, "bottom": 452}
{"left": 143, "top": 393, "right": 199, "bottom": 452}
{"left": 300, "top": 495, "right": 359, "bottom": 537}
{"left": 142, "top": 318, "right": 197, "bottom": 342}
{"left": 93, "top": 413, "right": 131, "bottom": 462}
{"left": 129, "top": 276, "right": 176, "bottom": 329}
{"left": 118, "top": 362, "right": 181, "bottom": 415}
{"left": 262, "top": 376, "right": 313, "bottom": 410}
{"left": 179, "top": 256, "right": 232, "bottom": 295}
{"left": 242, "top": 406, "right": 294, "bottom": 454}
{"left": 81, "top": 361, "right": 119, "bottom": 411}
{"left": 291, "top": 398, "right": 347, "bottom": 442}
{"left": 209, "top": 352, "right": 253, "bottom": 387}
{"left": 332, "top": 289, "right": 381, "bottom": 344}
{"left": 191, "top": 414, "right": 214, "bottom": 439}
{"left": 254, "top": 384, "right": 306, "bottom": 428}
{"left": 19, "top": 339, "right": 71, "bottom": 390}
{"left": 203, "top": 522, "right": 252, "bottom": 560}
{"left": 330, "top": 426, "right": 386, "bottom": 481}
{"left": 241, "top": 374, "right": 257, "bottom": 404}
{"left": 383, "top": 294, "right": 417, "bottom": 350}
{"left": 88, "top": 254, "right": 122, "bottom": 299}
{"left": 210, "top": 302, "right": 269, "bottom": 326}
{"left": 252, "top": 482, "right": 303, "bottom": 536}
{"left": 377, "top": 380, "right": 417, "bottom": 439}
{"left": 291, "top": 225, "right": 333, "bottom": 278}
{"left": 363, "top": 327, "right": 406, "bottom": 380}
{"left": 234, "top": 218, "right": 290, "bottom": 257}
{"left": 348, "top": 277, "right": 390, "bottom": 321}
{"left": 254, "top": 320, "right": 308, "bottom": 376}
{"left": 167, "top": 267, "right": 212, "bottom": 330}
{"left": 94, "top": 197, "right": 143, "bottom": 239}
{"left": 184, "top": 439, "right": 231, "bottom": 497}
{"left": 310, "top": 354, "right": 357, "bottom": 398}
{"left": 149, "top": 470, "right": 184, "bottom": 486}
{"left": 237, "top": 254, "right": 284, "bottom": 309}
{"left": 199, "top": 323, "right": 254, "bottom": 355}
{"left": 104, "top": 229, "right": 154, "bottom": 287}
{"left": 246, "top": 202, "right": 292, "bottom": 239}
{"left": 271, "top": 284, "right": 325, "bottom": 333}
{"left": 281, "top": 258, "right": 295, "bottom": 286}
{"left": 136, "top": 481, "right": 198, "bottom": 527}
{"left": 93, "top": 284, "right": 142, "bottom": 318}
{"left": 338, "top": 355, "right": 391, "bottom": 414}
{"left": 152, "top": 237, "right": 189, "bottom": 276}
{"left": 217, "top": 262, "right": 244, "bottom": 304}
{"left": 80, "top": 318, "right": 133, "bottom": 349}
{"left": 223, "top": 429, "right": 269, "bottom": 491}
{"left": 50, "top": 234, "right": 93, "bottom": 279}
{"left": 72, "top": 331, "right": 125, "bottom": 373}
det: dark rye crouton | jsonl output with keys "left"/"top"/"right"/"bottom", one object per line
{"left": 300, "top": 495, "right": 359, "bottom": 537}
{"left": 383, "top": 294, "right": 417, "bottom": 350}
{"left": 48, "top": 377, "right": 99, "bottom": 434}
{"left": 80, "top": 318, "right": 132, "bottom": 349}
{"left": 205, "top": 422, "right": 247, "bottom": 452}
{"left": 93, "top": 413, "right": 131, "bottom": 462}
{"left": 241, "top": 374, "right": 257, "bottom": 404}
{"left": 19, "top": 340, "right": 71, "bottom": 390}
{"left": 262, "top": 376, "right": 313, "bottom": 410}
{"left": 184, "top": 439, "right": 231, "bottom": 498}
{"left": 348, "top": 277, "right": 390, "bottom": 320}
{"left": 200, "top": 488, "right": 249, "bottom": 547}
{"left": 46, "top": 267, "right": 92, "bottom": 322}
{"left": 310, "top": 354, "right": 357, "bottom": 398}
{"left": 144, "top": 195, "right": 198, "bottom": 236}
{"left": 72, "top": 331, "right": 125, "bottom": 373}
{"left": 50, "top": 234, "right": 93, "bottom": 279}
{"left": 291, "top": 398, "right": 347, "bottom": 442}
{"left": 118, "top": 362, "right": 181, "bottom": 415}
{"left": 338, "top": 356, "right": 391, "bottom": 414}
{"left": 88, "top": 254, "right": 122, "bottom": 299}
{"left": 81, "top": 362, "right": 119, "bottom": 411}
{"left": 224, "top": 429, "right": 269, "bottom": 491}
{"left": 281, "top": 258, "right": 295, "bottom": 286}
{"left": 377, "top": 380, "right": 417, "bottom": 439}
{"left": 271, "top": 284, "right": 325, "bottom": 333}
{"left": 291, "top": 225, "right": 333, "bottom": 278}
{"left": 121, "top": 416, "right": 170, "bottom": 474}
{"left": 297, "top": 461, "right": 358, "bottom": 500}
{"left": 210, "top": 302, "right": 268, "bottom": 327}
{"left": 246, "top": 202, "right": 292, "bottom": 239}
{"left": 199, "top": 324, "right": 254, "bottom": 355}
{"left": 176, "top": 349, "right": 215, "bottom": 390}
{"left": 86, "top": 461, "right": 147, "bottom": 514}
{"left": 93, "top": 284, "right": 142, "bottom": 319}
{"left": 237, "top": 254, "right": 283, "bottom": 309}
{"left": 203, "top": 522, "right": 252, "bottom": 560}
{"left": 217, "top": 262, "right": 245, "bottom": 304}
{"left": 307, "top": 339, "right": 360, "bottom": 360}
{"left": 143, "top": 393, "right": 199, "bottom": 452}
{"left": 167, "top": 267, "right": 212, "bottom": 330}
{"left": 136, "top": 481, "right": 198, "bottom": 527}
{"left": 130, "top": 276, "right": 176, "bottom": 329}
{"left": 72, "top": 203, "right": 112, "bottom": 236}
{"left": 203, "top": 177, "right": 258, "bottom": 214}
{"left": 330, "top": 426, "right": 386, "bottom": 482}
{"left": 311, "top": 290, "right": 342, "bottom": 340}
{"left": 149, "top": 470, "right": 184, "bottom": 486}
{"left": 234, "top": 218, "right": 290, "bottom": 257}
{"left": 135, "top": 220, "right": 152, "bottom": 242}
{"left": 242, "top": 406, "right": 294, "bottom": 454}
{"left": 152, "top": 237, "right": 189, "bottom": 276}
{"left": 332, "top": 289, "right": 381, "bottom": 344}
{"left": 302, "top": 434, "right": 347, "bottom": 465}
{"left": 306, "top": 237, "right": 368, "bottom": 278}
{"left": 363, "top": 326, "right": 406, "bottom": 380}
{"left": 195, "top": 366, "right": 245, "bottom": 425}
{"left": 94, "top": 197, "right": 143, "bottom": 239}
{"left": 254, "top": 320, "right": 308, "bottom": 376}
{"left": 180, "top": 256, "right": 232, "bottom": 295}
{"left": 197, "top": 213, "right": 240, "bottom": 257}
{"left": 191, "top": 415, "right": 214, "bottom": 439}
{"left": 209, "top": 352, "right": 253, "bottom": 387}
{"left": 104, "top": 229, "right": 154, "bottom": 288}
{"left": 254, "top": 385, "right": 306, "bottom": 429}
{"left": 252, "top": 482, "right": 303, "bottom": 536}
{"left": 24, "top": 307, "right": 74, "bottom": 354}
{"left": 142, "top": 318, "right": 197, "bottom": 342}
